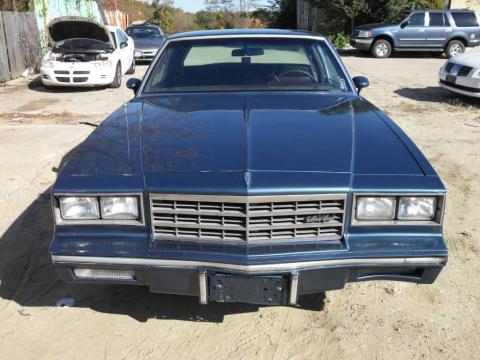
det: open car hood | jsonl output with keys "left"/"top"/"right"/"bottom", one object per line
{"left": 47, "top": 16, "right": 112, "bottom": 45}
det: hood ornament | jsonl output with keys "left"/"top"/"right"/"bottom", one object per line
{"left": 244, "top": 171, "right": 251, "bottom": 187}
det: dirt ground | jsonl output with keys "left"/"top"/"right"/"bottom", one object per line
{"left": 0, "top": 53, "right": 479, "bottom": 360}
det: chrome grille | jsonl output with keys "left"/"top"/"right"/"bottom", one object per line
{"left": 150, "top": 194, "right": 346, "bottom": 243}
{"left": 445, "top": 62, "right": 473, "bottom": 77}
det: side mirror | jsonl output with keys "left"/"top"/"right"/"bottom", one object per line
{"left": 353, "top": 76, "right": 369, "bottom": 93}
{"left": 126, "top": 78, "right": 141, "bottom": 95}
{"left": 400, "top": 21, "right": 409, "bottom": 29}
{"left": 120, "top": 41, "right": 128, "bottom": 48}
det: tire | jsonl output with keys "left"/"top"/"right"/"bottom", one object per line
{"left": 126, "top": 59, "right": 135, "bottom": 75}
{"left": 446, "top": 40, "right": 465, "bottom": 58}
{"left": 371, "top": 39, "right": 392, "bottom": 58}
{"left": 109, "top": 63, "right": 122, "bottom": 88}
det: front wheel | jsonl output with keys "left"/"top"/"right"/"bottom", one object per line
{"left": 446, "top": 40, "right": 465, "bottom": 58}
{"left": 109, "top": 63, "right": 122, "bottom": 88}
{"left": 126, "top": 59, "right": 135, "bottom": 75}
{"left": 371, "top": 39, "right": 392, "bottom": 58}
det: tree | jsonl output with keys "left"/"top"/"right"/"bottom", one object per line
{"left": 309, "top": 0, "right": 370, "bottom": 33}
{"left": 150, "top": 0, "right": 176, "bottom": 34}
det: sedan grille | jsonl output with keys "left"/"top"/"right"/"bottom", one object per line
{"left": 445, "top": 62, "right": 473, "bottom": 77}
{"left": 150, "top": 194, "right": 346, "bottom": 243}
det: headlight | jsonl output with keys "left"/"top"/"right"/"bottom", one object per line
{"left": 358, "top": 30, "right": 372, "bottom": 38}
{"left": 471, "top": 69, "right": 480, "bottom": 79}
{"left": 100, "top": 196, "right": 139, "bottom": 220}
{"left": 134, "top": 50, "right": 142, "bottom": 58}
{"left": 356, "top": 197, "right": 395, "bottom": 220}
{"left": 41, "top": 59, "right": 54, "bottom": 68}
{"left": 94, "top": 60, "right": 113, "bottom": 68}
{"left": 398, "top": 197, "right": 436, "bottom": 220}
{"left": 60, "top": 197, "right": 100, "bottom": 220}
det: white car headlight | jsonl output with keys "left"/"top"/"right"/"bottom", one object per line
{"left": 134, "top": 50, "right": 142, "bottom": 58}
{"left": 100, "top": 196, "right": 139, "bottom": 220}
{"left": 94, "top": 60, "right": 113, "bottom": 68}
{"left": 398, "top": 197, "right": 436, "bottom": 221}
{"left": 41, "top": 59, "right": 54, "bottom": 68}
{"left": 471, "top": 69, "right": 480, "bottom": 79}
{"left": 60, "top": 197, "right": 100, "bottom": 220}
{"left": 356, "top": 197, "right": 395, "bottom": 221}
{"left": 358, "top": 30, "right": 372, "bottom": 38}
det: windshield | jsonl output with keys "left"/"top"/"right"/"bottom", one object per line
{"left": 127, "top": 27, "right": 163, "bottom": 39}
{"left": 53, "top": 38, "right": 113, "bottom": 52}
{"left": 142, "top": 38, "right": 351, "bottom": 93}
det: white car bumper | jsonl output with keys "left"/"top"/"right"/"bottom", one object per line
{"left": 439, "top": 68, "right": 480, "bottom": 98}
{"left": 40, "top": 61, "right": 116, "bottom": 87}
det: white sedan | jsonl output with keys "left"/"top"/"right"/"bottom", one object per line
{"left": 439, "top": 50, "right": 480, "bottom": 98}
{"left": 40, "top": 16, "right": 135, "bottom": 88}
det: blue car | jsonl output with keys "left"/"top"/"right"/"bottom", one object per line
{"left": 50, "top": 29, "right": 447, "bottom": 306}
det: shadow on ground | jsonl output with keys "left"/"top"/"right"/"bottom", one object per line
{"left": 339, "top": 48, "right": 446, "bottom": 59}
{"left": 0, "top": 153, "right": 325, "bottom": 323}
{"left": 394, "top": 86, "right": 480, "bottom": 107}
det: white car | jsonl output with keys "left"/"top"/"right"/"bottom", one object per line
{"left": 439, "top": 50, "right": 480, "bottom": 98}
{"left": 40, "top": 16, "right": 135, "bottom": 88}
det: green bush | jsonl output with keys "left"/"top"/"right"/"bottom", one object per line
{"left": 329, "top": 33, "right": 351, "bottom": 49}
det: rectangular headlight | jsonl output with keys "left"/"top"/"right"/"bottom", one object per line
{"left": 100, "top": 196, "right": 139, "bottom": 220}
{"left": 356, "top": 197, "right": 396, "bottom": 220}
{"left": 398, "top": 197, "right": 436, "bottom": 220}
{"left": 60, "top": 197, "right": 100, "bottom": 220}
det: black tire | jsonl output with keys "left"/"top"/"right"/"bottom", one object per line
{"left": 446, "top": 40, "right": 465, "bottom": 58}
{"left": 126, "top": 59, "right": 135, "bottom": 75}
{"left": 371, "top": 39, "right": 392, "bottom": 58}
{"left": 109, "top": 63, "right": 122, "bottom": 88}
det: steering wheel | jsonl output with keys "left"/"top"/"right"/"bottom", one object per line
{"left": 275, "top": 68, "right": 317, "bottom": 82}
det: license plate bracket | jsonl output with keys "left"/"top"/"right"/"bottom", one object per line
{"left": 209, "top": 273, "right": 288, "bottom": 305}
{"left": 446, "top": 74, "right": 457, "bottom": 84}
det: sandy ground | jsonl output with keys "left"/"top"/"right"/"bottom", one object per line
{"left": 0, "top": 54, "right": 479, "bottom": 360}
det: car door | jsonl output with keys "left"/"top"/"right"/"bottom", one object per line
{"left": 116, "top": 29, "right": 131, "bottom": 74}
{"left": 397, "top": 12, "right": 427, "bottom": 48}
{"left": 426, "top": 12, "right": 451, "bottom": 48}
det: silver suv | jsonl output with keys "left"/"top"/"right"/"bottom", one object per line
{"left": 351, "top": 9, "right": 480, "bottom": 58}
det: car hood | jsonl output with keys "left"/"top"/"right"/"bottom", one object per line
{"left": 448, "top": 49, "right": 480, "bottom": 67}
{"left": 355, "top": 23, "right": 398, "bottom": 31}
{"left": 47, "top": 16, "right": 112, "bottom": 45}
{"left": 133, "top": 38, "right": 165, "bottom": 50}
{"left": 59, "top": 93, "right": 432, "bottom": 190}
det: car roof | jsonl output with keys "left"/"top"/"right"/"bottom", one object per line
{"left": 167, "top": 29, "right": 325, "bottom": 41}
{"left": 411, "top": 8, "right": 476, "bottom": 12}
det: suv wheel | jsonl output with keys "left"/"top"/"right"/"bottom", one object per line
{"left": 371, "top": 39, "right": 392, "bottom": 58}
{"left": 446, "top": 40, "right": 465, "bottom": 58}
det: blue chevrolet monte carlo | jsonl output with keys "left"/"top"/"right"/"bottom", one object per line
{"left": 50, "top": 29, "right": 447, "bottom": 306}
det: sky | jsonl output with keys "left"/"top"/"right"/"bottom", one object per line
{"left": 174, "top": 0, "right": 269, "bottom": 13}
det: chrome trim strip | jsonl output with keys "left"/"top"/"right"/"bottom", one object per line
{"left": 289, "top": 273, "right": 299, "bottom": 305}
{"left": 198, "top": 271, "right": 208, "bottom": 305}
{"left": 51, "top": 255, "right": 446, "bottom": 273}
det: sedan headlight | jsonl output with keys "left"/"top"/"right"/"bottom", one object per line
{"left": 60, "top": 197, "right": 100, "bottom": 220}
{"left": 471, "top": 69, "right": 480, "bottom": 79}
{"left": 398, "top": 197, "right": 436, "bottom": 220}
{"left": 100, "top": 196, "right": 139, "bottom": 220}
{"left": 356, "top": 197, "right": 396, "bottom": 220}
{"left": 358, "top": 30, "right": 372, "bottom": 38}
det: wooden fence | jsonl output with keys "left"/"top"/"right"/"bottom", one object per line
{"left": 0, "top": 11, "right": 41, "bottom": 82}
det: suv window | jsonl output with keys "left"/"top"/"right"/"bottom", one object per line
{"left": 451, "top": 12, "right": 479, "bottom": 27}
{"left": 429, "top": 12, "right": 445, "bottom": 26}
{"left": 408, "top": 12, "right": 426, "bottom": 27}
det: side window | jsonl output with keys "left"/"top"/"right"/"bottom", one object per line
{"left": 117, "top": 30, "right": 127, "bottom": 45}
{"left": 429, "top": 12, "right": 444, "bottom": 27}
{"left": 451, "top": 12, "right": 479, "bottom": 27}
{"left": 408, "top": 12, "right": 426, "bottom": 27}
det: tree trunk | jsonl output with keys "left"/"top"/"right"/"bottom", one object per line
{"left": 11, "top": 0, "right": 17, "bottom": 11}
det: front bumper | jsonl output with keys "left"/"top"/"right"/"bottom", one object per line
{"left": 52, "top": 255, "right": 446, "bottom": 305}
{"left": 350, "top": 37, "right": 374, "bottom": 51}
{"left": 439, "top": 70, "right": 480, "bottom": 98}
{"left": 40, "top": 63, "right": 116, "bottom": 87}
